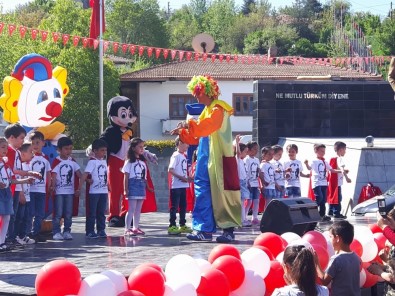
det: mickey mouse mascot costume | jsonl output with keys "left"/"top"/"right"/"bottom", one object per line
{"left": 100, "top": 96, "right": 157, "bottom": 227}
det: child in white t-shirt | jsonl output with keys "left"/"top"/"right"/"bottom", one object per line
{"left": 122, "top": 138, "right": 154, "bottom": 236}
{"left": 259, "top": 146, "right": 275, "bottom": 210}
{"left": 305, "top": 143, "right": 342, "bottom": 222}
{"left": 235, "top": 135, "right": 250, "bottom": 227}
{"left": 271, "top": 145, "right": 285, "bottom": 199}
{"left": 244, "top": 141, "right": 260, "bottom": 225}
{"left": 81, "top": 139, "right": 109, "bottom": 239}
{"left": 51, "top": 137, "right": 82, "bottom": 241}
{"left": 283, "top": 144, "right": 309, "bottom": 198}
{"left": 167, "top": 137, "right": 193, "bottom": 235}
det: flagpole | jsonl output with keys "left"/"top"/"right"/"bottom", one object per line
{"left": 99, "top": 0, "right": 104, "bottom": 135}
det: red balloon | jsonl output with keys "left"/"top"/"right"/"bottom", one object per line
{"left": 253, "top": 245, "right": 275, "bottom": 260}
{"left": 212, "top": 255, "right": 245, "bottom": 291}
{"left": 362, "top": 263, "right": 380, "bottom": 288}
{"left": 369, "top": 223, "right": 382, "bottom": 234}
{"left": 135, "top": 263, "right": 166, "bottom": 281}
{"left": 208, "top": 244, "right": 241, "bottom": 263}
{"left": 303, "top": 231, "right": 327, "bottom": 248}
{"left": 311, "top": 244, "right": 329, "bottom": 270}
{"left": 254, "top": 232, "right": 285, "bottom": 257}
{"left": 197, "top": 268, "right": 230, "bottom": 296}
{"left": 373, "top": 232, "right": 387, "bottom": 252}
{"left": 279, "top": 236, "right": 288, "bottom": 248}
{"left": 350, "top": 239, "right": 363, "bottom": 258}
{"left": 264, "top": 261, "right": 286, "bottom": 295}
{"left": 128, "top": 266, "right": 165, "bottom": 296}
{"left": 35, "top": 259, "right": 81, "bottom": 296}
{"left": 118, "top": 291, "right": 144, "bottom": 296}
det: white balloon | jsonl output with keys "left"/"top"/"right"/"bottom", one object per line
{"left": 241, "top": 248, "right": 271, "bottom": 279}
{"left": 100, "top": 270, "right": 128, "bottom": 295}
{"left": 281, "top": 232, "right": 301, "bottom": 245}
{"left": 194, "top": 258, "right": 211, "bottom": 274}
{"left": 78, "top": 274, "right": 117, "bottom": 296}
{"left": 354, "top": 226, "right": 374, "bottom": 244}
{"left": 276, "top": 251, "right": 284, "bottom": 263}
{"left": 361, "top": 239, "right": 378, "bottom": 262}
{"left": 360, "top": 268, "right": 366, "bottom": 287}
{"left": 288, "top": 239, "right": 312, "bottom": 249}
{"left": 326, "top": 240, "right": 335, "bottom": 257}
{"left": 231, "top": 270, "right": 266, "bottom": 296}
{"left": 164, "top": 281, "right": 197, "bottom": 296}
{"left": 165, "top": 254, "right": 201, "bottom": 288}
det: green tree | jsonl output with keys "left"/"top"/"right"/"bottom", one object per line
{"left": 288, "top": 38, "right": 328, "bottom": 57}
{"left": 189, "top": 0, "right": 208, "bottom": 27}
{"left": 377, "top": 17, "right": 395, "bottom": 55}
{"left": 167, "top": 6, "right": 200, "bottom": 50}
{"left": 202, "top": 0, "right": 237, "bottom": 51}
{"left": 241, "top": 0, "right": 256, "bottom": 15}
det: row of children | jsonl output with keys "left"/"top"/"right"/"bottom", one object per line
{"left": 235, "top": 138, "right": 351, "bottom": 225}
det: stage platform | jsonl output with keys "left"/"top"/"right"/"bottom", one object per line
{"left": 0, "top": 212, "right": 381, "bottom": 295}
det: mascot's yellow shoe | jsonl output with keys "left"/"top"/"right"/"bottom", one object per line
{"left": 37, "top": 121, "right": 65, "bottom": 140}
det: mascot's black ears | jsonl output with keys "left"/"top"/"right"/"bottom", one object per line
{"left": 107, "top": 96, "right": 138, "bottom": 122}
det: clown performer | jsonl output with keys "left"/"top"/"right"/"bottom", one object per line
{"left": 100, "top": 96, "right": 157, "bottom": 227}
{"left": 171, "top": 75, "right": 241, "bottom": 243}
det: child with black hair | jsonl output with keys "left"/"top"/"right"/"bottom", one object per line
{"left": 315, "top": 220, "right": 361, "bottom": 296}
{"left": 235, "top": 135, "right": 250, "bottom": 227}
{"left": 122, "top": 138, "right": 154, "bottom": 236}
{"left": 51, "top": 137, "right": 82, "bottom": 241}
{"left": 28, "top": 131, "right": 51, "bottom": 243}
{"left": 273, "top": 245, "right": 329, "bottom": 296}
{"left": 327, "top": 141, "right": 351, "bottom": 219}
{"left": 284, "top": 144, "right": 310, "bottom": 198}
{"left": 244, "top": 141, "right": 260, "bottom": 225}
{"left": 81, "top": 139, "right": 109, "bottom": 239}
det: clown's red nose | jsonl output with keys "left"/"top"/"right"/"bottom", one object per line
{"left": 46, "top": 102, "right": 62, "bottom": 117}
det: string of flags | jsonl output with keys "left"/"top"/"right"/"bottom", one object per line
{"left": 0, "top": 22, "right": 393, "bottom": 69}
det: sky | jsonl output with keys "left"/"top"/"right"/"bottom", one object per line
{"left": 1, "top": 0, "right": 392, "bottom": 18}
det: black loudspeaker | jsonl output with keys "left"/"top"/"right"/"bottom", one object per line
{"left": 260, "top": 198, "right": 320, "bottom": 236}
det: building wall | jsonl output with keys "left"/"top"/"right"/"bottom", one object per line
{"left": 139, "top": 80, "right": 253, "bottom": 140}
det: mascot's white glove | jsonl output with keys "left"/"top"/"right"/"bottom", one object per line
{"left": 144, "top": 149, "right": 158, "bottom": 165}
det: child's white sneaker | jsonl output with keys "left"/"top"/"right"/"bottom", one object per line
{"left": 63, "top": 232, "right": 73, "bottom": 240}
{"left": 53, "top": 233, "right": 64, "bottom": 240}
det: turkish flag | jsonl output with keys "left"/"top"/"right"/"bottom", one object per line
{"left": 89, "top": 0, "right": 105, "bottom": 39}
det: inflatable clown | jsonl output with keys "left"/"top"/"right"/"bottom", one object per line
{"left": 0, "top": 53, "right": 69, "bottom": 145}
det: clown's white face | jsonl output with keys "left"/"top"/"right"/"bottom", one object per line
{"left": 18, "top": 76, "right": 63, "bottom": 128}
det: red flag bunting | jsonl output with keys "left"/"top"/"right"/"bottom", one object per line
{"left": 82, "top": 37, "right": 89, "bottom": 48}
{"left": 31, "top": 29, "right": 38, "bottom": 40}
{"left": 202, "top": 53, "right": 208, "bottom": 61}
{"left": 52, "top": 32, "right": 60, "bottom": 43}
{"left": 163, "top": 49, "right": 169, "bottom": 59}
{"left": 179, "top": 51, "right": 184, "bottom": 61}
{"left": 248, "top": 56, "right": 252, "bottom": 64}
{"left": 241, "top": 56, "right": 246, "bottom": 64}
{"left": 93, "top": 39, "right": 99, "bottom": 49}
{"left": 129, "top": 45, "right": 136, "bottom": 55}
{"left": 122, "top": 44, "right": 128, "bottom": 54}
{"left": 194, "top": 52, "right": 200, "bottom": 61}
{"left": 279, "top": 58, "right": 283, "bottom": 65}
{"left": 219, "top": 54, "right": 224, "bottom": 62}
{"left": 211, "top": 54, "right": 216, "bottom": 62}
{"left": 155, "top": 48, "right": 161, "bottom": 58}
{"left": 254, "top": 56, "right": 260, "bottom": 64}
{"left": 138, "top": 46, "right": 145, "bottom": 56}
{"left": 104, "top": 41, "right": 109, "bottom": 52}
{"left": 147, "top": 47, "right": 153, "bottom": 57}
{"left": 0, "top": 22, "right": 4, "bottom": 34}
{"left": 73, "top": 36, "right": 80, "bottom": 47}
{"left": 226, "top": 55, "right": 231, "bottom": 63}
{"left": 8, "top": 24, "right": 16, "bottom": 36}
{"left": 186, "top": 51, "right": 192, "bottom": 61}
{"left": 364, "top": 57, "right": 369, "bottom": 64}
{"left": 41, "top": 30, "right": 48, "bottom": 41}
{"left": 171, "top": 50, "right": 177, "bottom": 60}
{"left": 233, "top": 55, "right": 238, "bottom": 63}
{"left": 62, "top": 34, "right": 70, "bottom": 45}
{"left": 113, "top": 42, "right": 119, "bottom": 53}
{"left": 19, "top": 26, "right": 27, "bottom": 38}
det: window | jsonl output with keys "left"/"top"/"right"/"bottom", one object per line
{"left": 169, "top": 94, "right": 195, "bottom": 119}
{"left": 233, "top": 94, "right": 253, "bottom": 116}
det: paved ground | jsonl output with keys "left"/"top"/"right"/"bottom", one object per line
{"left": 0, "top": 212, "right": 382, "bottom": 295}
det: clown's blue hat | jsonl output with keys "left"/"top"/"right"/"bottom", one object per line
{"left": 11, "top": 53, "right": 53, "bottom": 82}
{"left": 185, "top": 103, "right": 205, "bottom": 115}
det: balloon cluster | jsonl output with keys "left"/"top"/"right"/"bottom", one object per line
{"left": 35, "top": 225, "right": 386, "bottom": 295}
